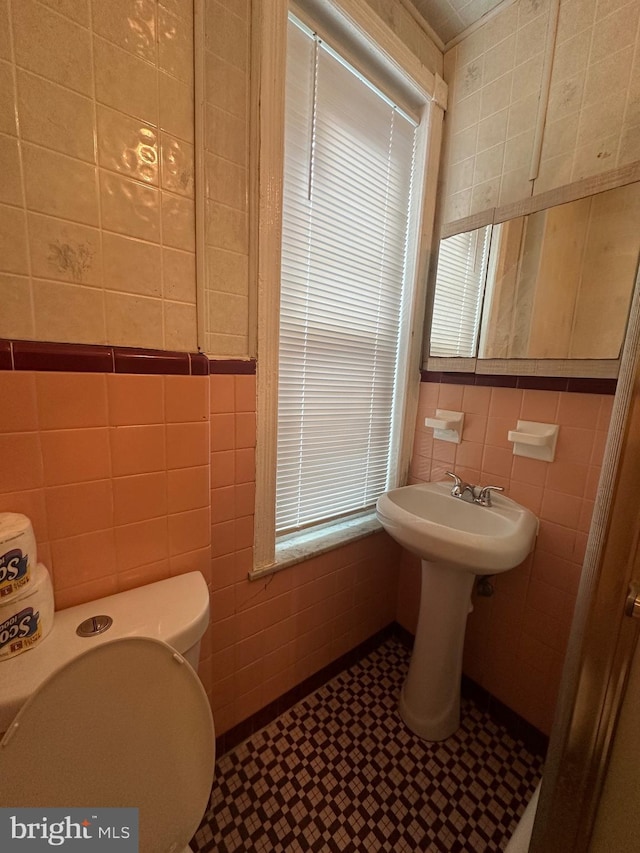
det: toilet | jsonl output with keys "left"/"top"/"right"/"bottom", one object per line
{"left": 0, "top": 572, "right": 215, "bottom": 853}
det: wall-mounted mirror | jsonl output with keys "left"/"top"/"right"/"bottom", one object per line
{"left": 430, "top": 181, "right": 640, "bottom": 365}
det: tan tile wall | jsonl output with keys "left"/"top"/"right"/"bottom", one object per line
{"left": 1, "top": 0, "right": 444, "bottom": 357}
{"left": 0, "top": 0, "right": 196, "bottom": 349}
{"left": 440, "top": 0, "right": 640, "bottom": 222}
{"left": 396, "top": 380, "right": 613, "bottom": 734}
{"left": 203, "top": 0, "right": 251, "bottom": 357}
{"left": 537, "top": 0, "right": 640, "bottom": 191}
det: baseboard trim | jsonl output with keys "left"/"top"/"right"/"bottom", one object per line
{"left": 215, "top": 621, "right": 548, "bottom": 760}
{"left": 394, "top": 624, "right": 548, "bottom": 757}
{"left": 215, "top": 623, "right": 396, "bottom": 757}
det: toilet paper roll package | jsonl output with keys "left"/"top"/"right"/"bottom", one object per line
{"left": 0, "top": 563, "right": 54, "bottom": 661}
{"left": 0, "top": 513, "right": 37, "bottom": 601}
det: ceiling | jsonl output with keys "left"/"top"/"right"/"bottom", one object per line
{"left": 407, "top": 0, "right": 506, "bottom": 45}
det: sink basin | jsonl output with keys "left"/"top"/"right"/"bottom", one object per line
{"left": 376, "top": 479, "right": 539, "bottom": 741}
{"left": 376, "top": 481, "right": 537, "bottom": 574}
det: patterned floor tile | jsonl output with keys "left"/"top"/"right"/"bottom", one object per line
{"left": 193, "top": 639, "right": 543, "bottom": 852}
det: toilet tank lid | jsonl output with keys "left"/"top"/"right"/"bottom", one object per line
{"left": 0, "top": 572, "right": 210, "bottom": 732}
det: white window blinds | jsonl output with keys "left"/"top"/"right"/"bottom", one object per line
{"left": 276, "top": 15, "right": 418, "bottom": 535}
{"left": 430, "top": 225, "right": 491, "bottom": 357}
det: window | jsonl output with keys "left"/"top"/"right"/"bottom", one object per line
{"left": 252, "top": 0, "right": 445, "bottom": 575}
{"left": 276, "top": 15, "right": 419, "bottom": 535}
{"left": 429, "top": 225, "right": 491, "bottom": 358}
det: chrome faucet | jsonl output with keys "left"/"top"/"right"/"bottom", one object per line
{"left": 445, "top": 472, "right": 504, "bottom": 507}
{"left": 445, "top": 471, "right": 476, "bottom": 501}
{"left": 474, "top": 484, "right": 504, "bottom": 507}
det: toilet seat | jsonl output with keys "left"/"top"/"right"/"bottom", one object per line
{"left": 0, "top": 637, "right": 215, "bottom": 853}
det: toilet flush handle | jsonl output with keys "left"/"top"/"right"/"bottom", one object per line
{"left": 76, "top": 615, "right": 113, "bottom": 637}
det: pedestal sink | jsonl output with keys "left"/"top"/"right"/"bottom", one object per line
{"left": 376, "top": 481, "right": 538, "bottom": 741}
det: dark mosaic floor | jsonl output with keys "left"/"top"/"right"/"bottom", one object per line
{"left": 193, "top": 638, "right": 543, "bottom": 852}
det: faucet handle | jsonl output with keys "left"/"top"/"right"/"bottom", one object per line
{"left": 445, "top": 471, "right": 465, "bottom": 497}
{"left": 477, "top": 485, "right": 504, "bottom": 506}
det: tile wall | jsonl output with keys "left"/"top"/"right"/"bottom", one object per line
{"left": 203, "top": 0, "right": 251, "bottom": 357}
{"left": 537, "top": 0, "right": 640, "bottom": 190}
{"left": 397, "top": 379, "right": 613, "bottom": 734}
{"left": 440, "top": 0, "right": 640, "bottom": 222}
{"left": 0, "top": 362, "right": 399, "bottom": 735}
{"left": 0, "top": 0, "right": 196, "bottom": 349}
{"left": 0, "top": 369, "right": 211, "bottom": 609}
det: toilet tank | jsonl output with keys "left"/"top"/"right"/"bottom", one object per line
{"left": 0, "top": 572, "right": 210, "bottom": 732}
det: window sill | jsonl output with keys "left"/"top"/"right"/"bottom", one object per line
{"left": 249, "top": 511, "right": 383, "bottom": 581}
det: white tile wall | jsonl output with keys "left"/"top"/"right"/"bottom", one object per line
{"left": 440, "top": 0, "right": 640, "bottom": 223}
{"left": 0, "top": 0, "right": 196, "bottom": 350}
{"left": 539, "top": 0, "right": 640, "bottom": 188}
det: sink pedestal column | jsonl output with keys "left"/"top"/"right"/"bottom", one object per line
{"left": 399, "top": 560, "right": 475, "bottom": 741}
